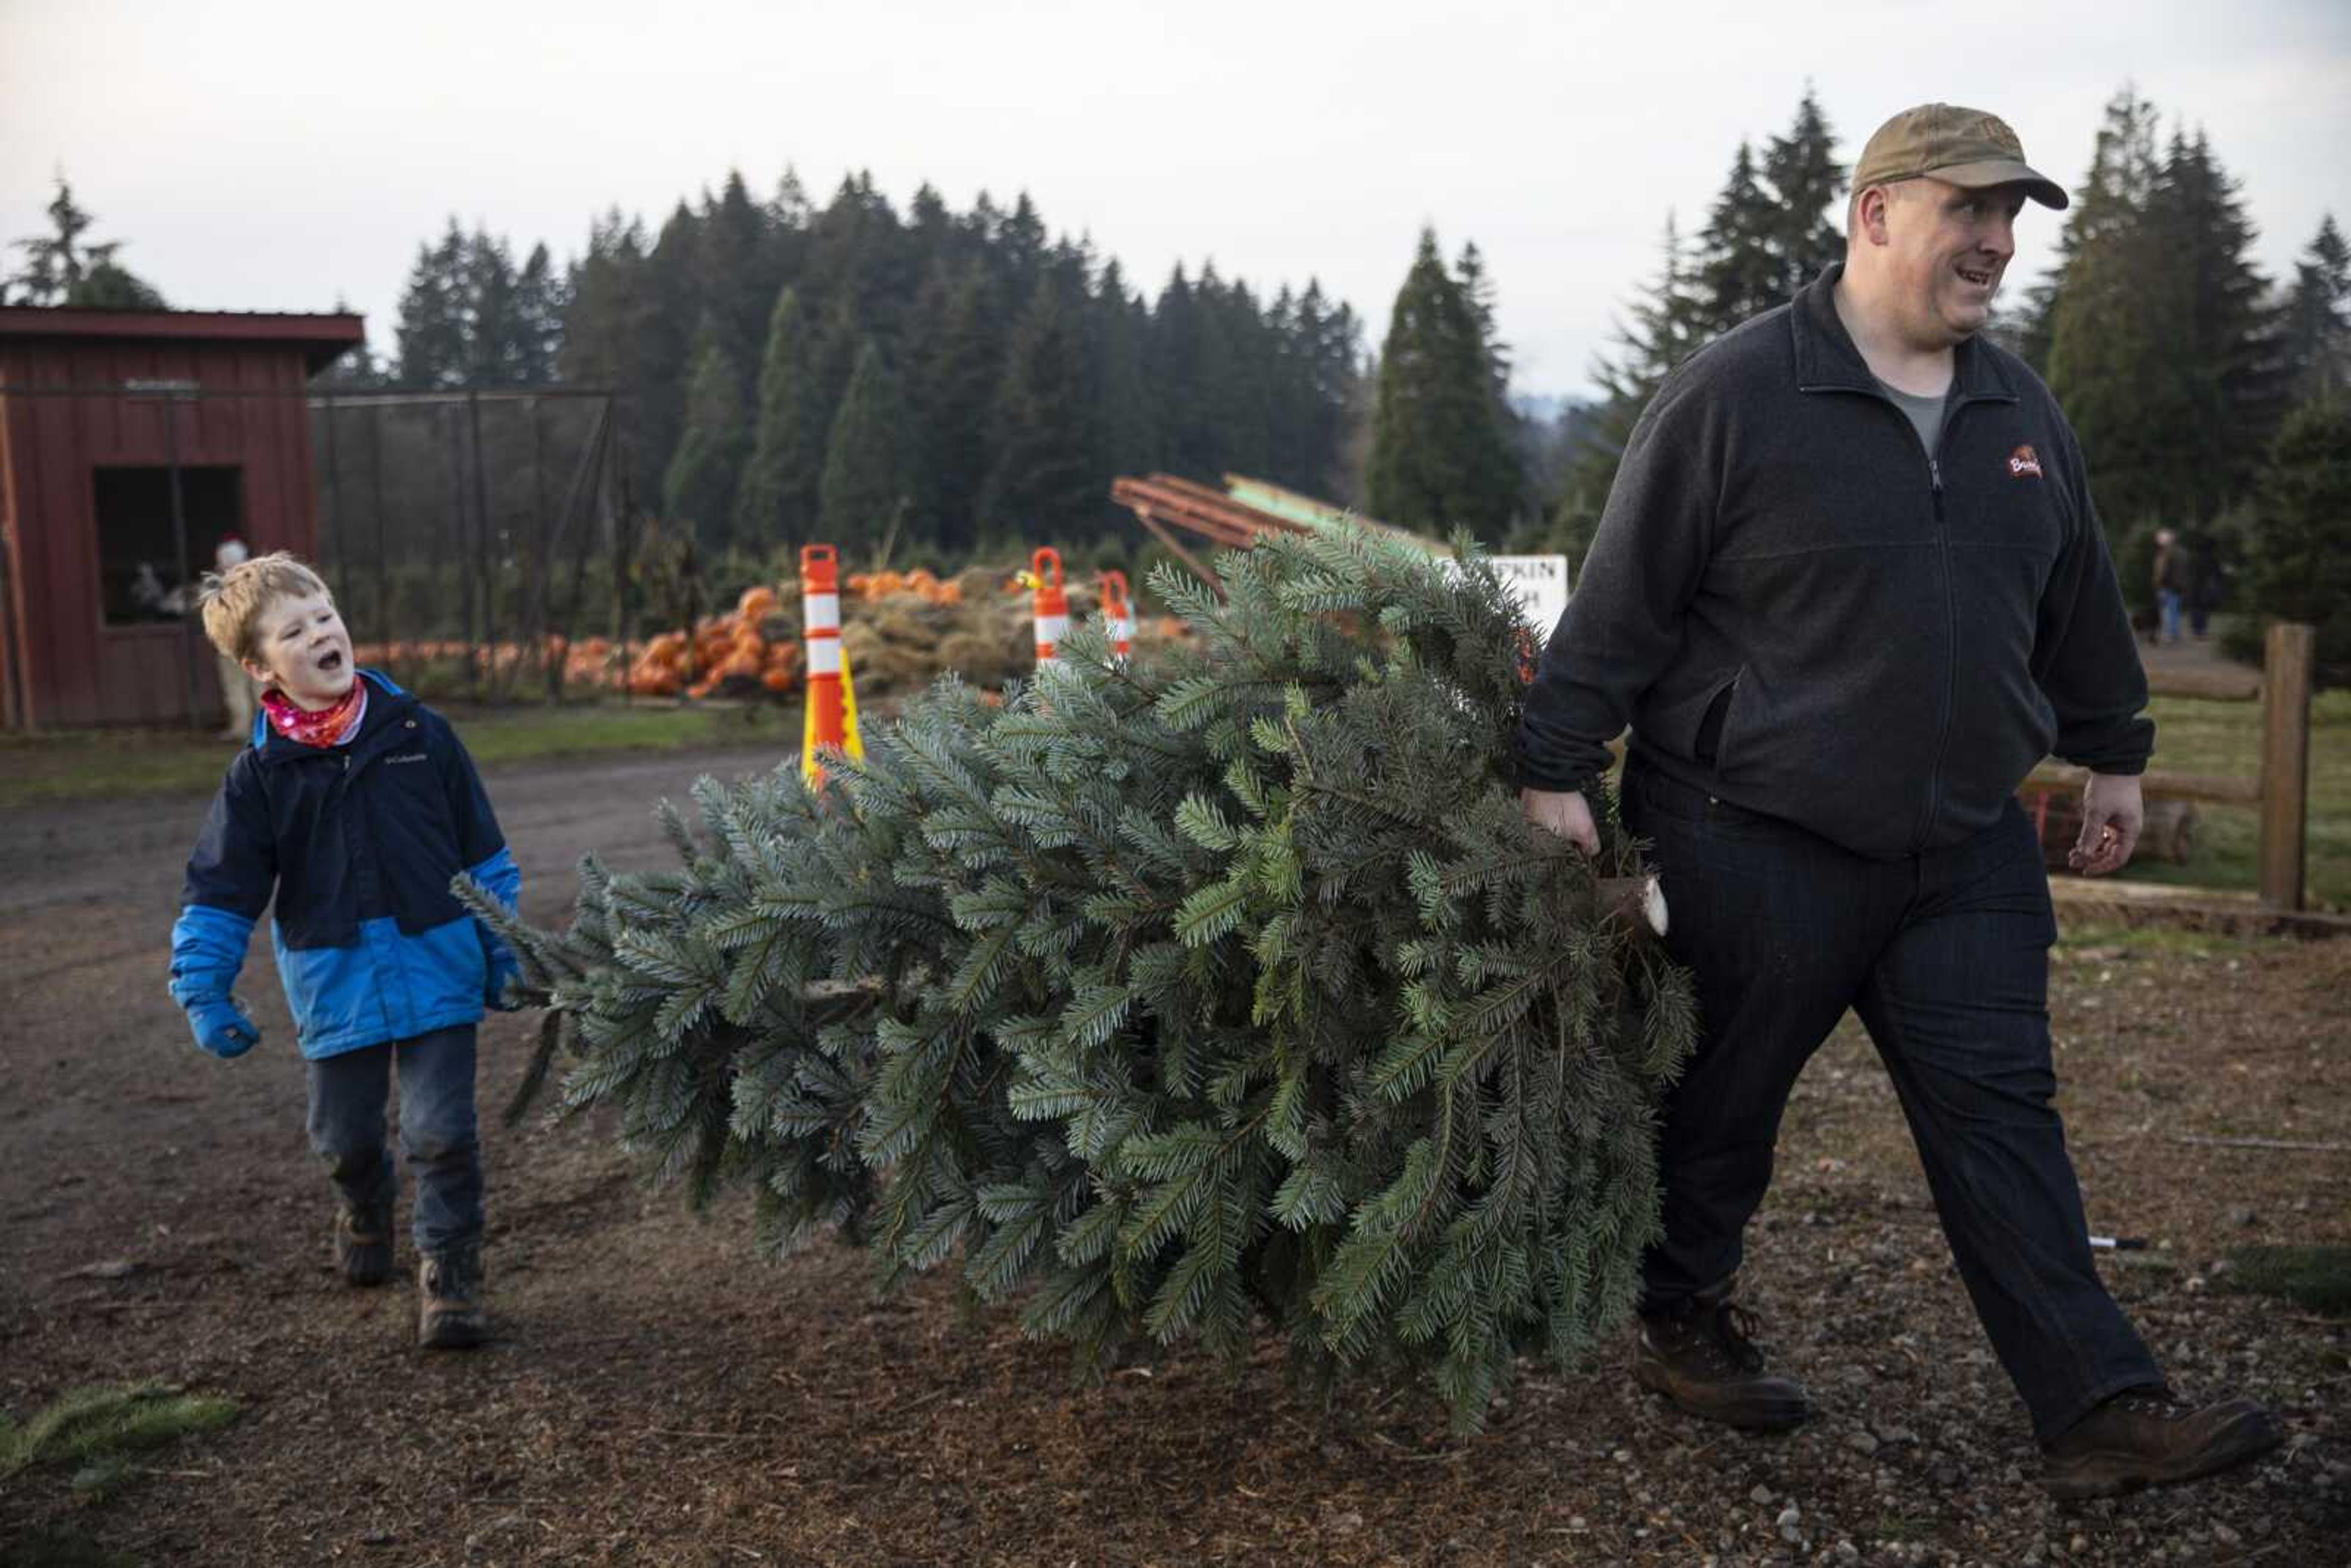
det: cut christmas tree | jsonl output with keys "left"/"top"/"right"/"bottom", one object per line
{"left": 465, "top": 527, "right": 1694, "bottom": 1430}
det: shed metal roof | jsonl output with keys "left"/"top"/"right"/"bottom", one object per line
{"left": 0, "top": 306, "right": 366, "bottom": 373}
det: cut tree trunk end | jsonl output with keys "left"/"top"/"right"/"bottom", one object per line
{"left": 1599, "top": 874, "right": 1668, "bottom": 942}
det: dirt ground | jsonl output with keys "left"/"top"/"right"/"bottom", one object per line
{"left": 2, "top": 744, "right": 2345, "bottom": 1567}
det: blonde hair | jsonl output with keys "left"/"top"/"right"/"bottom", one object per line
{"left": 197, "top": 551, "right": 334, "bottom": 663}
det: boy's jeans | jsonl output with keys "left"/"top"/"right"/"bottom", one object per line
{"left": 1620, "top": 758, "right": 2163, "bottom": 1442}
{"left": 306, "top": 1024, "right": 483, "bottom": 1259}
{"left": 2159, "top": 589, "right": 2184, "bottom": 643}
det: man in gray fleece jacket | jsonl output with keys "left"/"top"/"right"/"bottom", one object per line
{"left": 1517, "top": 103, "right": 2279, "bottom": 1499}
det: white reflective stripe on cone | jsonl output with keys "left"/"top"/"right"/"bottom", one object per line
{"left": 805, "top": 638, "right": 843, "bottom": 675}
{"left": 1109, "top": 618, "right": 1134, "bottom": 644}
{"left": 1033, "top": 614, "right": 1070, "bottom": 645}
{"left": 802, "top": 592, "right": 841, "bottom": 629}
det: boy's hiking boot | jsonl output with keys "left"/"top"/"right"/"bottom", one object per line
{"left": 333, "top": 1187, "right": 394, "bottom": 1287}
{"left": 2041, "top": 1387, "right": 2281, "bottom": 1501}
{"left": 1633, "top": 1280, "right": 1810, "bottom": 1431}
{"left": 417, "top": 1247, "right": 488, "bottom": 1350}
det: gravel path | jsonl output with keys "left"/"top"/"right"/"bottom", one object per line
{"left": 2, "top": 743, "right": 2343, "bottom": 1566}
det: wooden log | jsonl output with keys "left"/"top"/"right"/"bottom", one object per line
{"left": 2023, "top": 789, "right": 2198, "bottom": 866}
{"left": 2258, "top": 623, "right": 2315, "bottom": 912}
{"left": 2147, "top": 664, "right": 2262, "bottom": 701}
{"left": 2024, "top": 760, "right": 2259, "bottom": 806}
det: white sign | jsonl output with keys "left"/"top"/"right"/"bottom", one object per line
{"left": 1488, "top": 555, "right": 1571, "bottom": 642}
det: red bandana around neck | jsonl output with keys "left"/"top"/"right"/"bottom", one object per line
{"left": 260, "top": 678, "right": 367, "bottom": 748}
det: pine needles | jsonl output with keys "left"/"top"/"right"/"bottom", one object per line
{"left": 460, "top": 526, "right": 1696, "bottom": 1431}
{"left": 0, "top": 1383, "right": 238, "bottom": 1502}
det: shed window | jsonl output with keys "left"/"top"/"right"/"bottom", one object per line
{"left": 93, "top": 466, "right": 244, "bottom": 625}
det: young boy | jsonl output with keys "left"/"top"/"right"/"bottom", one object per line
{"left": 168, "top": 553, "right": 521, "bottom": 1349}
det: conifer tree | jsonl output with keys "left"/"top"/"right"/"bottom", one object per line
{"left": 1454, "top": 242, "right": 1513, "bottom": 407}
{"left": 2230, "top": 399, "right": 2351, "bottom": 685}
{"left": 664, "top": 322, "right": 747, "bottom": 553}
{"left": 1194, "top": 265, "right": 1275, "bottom": 481}
{"left": 628, "top": 203, "right": 705, "bottom": 510}
{"left": 1758, "top": 87, "right": 1847, "bottom": 302}
{"left": 819, "top": 339, "right": 915, "bottom": 546}
{"left": 1552, "top": 92, "right": 1843, "bottom": 544}
{"left": 2152, "top": 130, "right": 2282, "bottom": 519}
{"left": 1148, "top": 266, "right": 1214, "bottom": 478}
{"left": 395, "top": 223, "right": 566, "bottom": 387}
{"left": 735, "top": 285, "right": 825, "bottom": 552}
{"left": 983, "top": 275, "right": 1101, "bottom": 538}
{"left": 1090, "top": 260, "right": 1158, "bottom": 487}
{"left": 1690, "top": 142, "right": 1786, "bottom": 340}
{"left": 538, "top": 173, "right": 1367, "bottom": 541}
{"left": 394, "top": 223, "right": 471, "bottom": 386}
{"left": 1366, "top": 229, "right": 1520, "bottom": 539}
{"left": 699, "top": 170, "right": 779, "bottom": 374}
{"left": 1454, "top": 241, "right": 1527, "bottom": 517}
{"left": 559, "top": 211, "right": 652, "bottom": 388}
{"left": 2048, "top": 110, "right": 2276, "bottom": 542}
{"left": 468, "top": 527, "right": 1693, "bottom": 1430}
{"left": 508, "top": 243, "right": 567, "bottom": 384}
{"left": 1558, "top": 217, "right": 1703, "bottom": 557}
{"left": 2014, "top": 89, "right": 2161, "bottom": 376}
{"left": 1295, "top": 282, "right": 1365, "bottom": 497}
{"left": 2279, "top": 214, "right": 2349, "bottom": 409}
{"left": 910, "top": 263, "right": 1007, "bottom": 550}
{"left": 5, "top": 178, "right": 165, "bottom": 307}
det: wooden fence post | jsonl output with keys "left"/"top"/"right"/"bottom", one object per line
{"left": 2257, "top": 622, "right": 2316, "bottom": 911}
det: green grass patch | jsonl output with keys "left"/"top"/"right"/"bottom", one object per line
{"left": 2120, "top": 688, "right": 2351, "bottom": 910}
{"left": 0, "top": 1383, "right": 238, "bottom": 1503}
{"left": 0, "top": 702, "right": 795, "bottom": 809}
{"left": 2050, "top": 920, "right": 2270, "bottom": 962}
{"left": 2219, "top": 1245, "right": 2351, "bottom": 1316}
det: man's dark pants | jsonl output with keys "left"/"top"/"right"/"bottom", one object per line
{"left": 1621, "top": 756, "right": 2163, "bottom": 1441}
{"left": 305, "top": 1024, "right": 483, "bottom": 1259}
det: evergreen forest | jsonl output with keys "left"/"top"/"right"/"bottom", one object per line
{"left": 11, "top": 82, "right": 2345, "bottom": 670}
{"left": 365, "top": 178, "right": 1368, "bottom": 565}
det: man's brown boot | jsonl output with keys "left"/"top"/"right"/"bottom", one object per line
{"left": 416, "top": 1246, "right": 488, "bottom": 1350}
{"left": 1633, "top": 1281, "right": 1810, "bottom": 1431}
{"left": 2041, "top": 1387, "right": 2281, "bottom": 1501}
{"left": 332, "top": 1187, "right": 393, "bottom": 1287}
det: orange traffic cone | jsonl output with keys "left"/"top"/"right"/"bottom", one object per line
{"left": 1030, "top": 547, "right": 1068, "bottom": 666}
{"left": 1098, "top": 569, "right": 1133, "bottom": 662}
{"left": 801, "top": 544, "right": 862, "bottom": 784}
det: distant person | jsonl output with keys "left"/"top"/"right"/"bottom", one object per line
{"left": 1515, "top": 102, "right": 2279, "bottom": 1498}
{"left": 169, "top": 552, "right": 521, "bottom": 1349}
{"left": 2153, "top": 527, "right": 2188, "bottom": 645}
{"left": 130, "top": 561, "right": 170, "bottom": 620}
{"left": 211, "top": 535, "right": 255, "bottom": 739}
{"left": 2188, "top": 533, "right": 2224, "bottom": 640}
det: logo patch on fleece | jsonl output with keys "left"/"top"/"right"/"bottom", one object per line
{"left": 2007, "top": 445, "right": 2044, "bottom": 479}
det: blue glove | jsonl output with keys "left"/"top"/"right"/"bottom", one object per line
{"left": 187, "top": 995, "right": 260, "bottom": 1059}
{"left": 485, "top": 951, "right": 522, "bottom": 1012}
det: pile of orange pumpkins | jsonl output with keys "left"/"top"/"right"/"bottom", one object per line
{"left": 844, "top": 567, "right": 962, "bottom": 606}
{"left": 621, "top": 584, "right": 801, "bottom": 700}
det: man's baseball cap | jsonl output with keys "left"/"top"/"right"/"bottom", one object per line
{"left": 1851, "top": 103, "right": 2068, "bottom": 210}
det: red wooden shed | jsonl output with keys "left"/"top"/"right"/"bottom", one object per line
{"left": 0, "top": 306, "right": 365, "bottom": 730}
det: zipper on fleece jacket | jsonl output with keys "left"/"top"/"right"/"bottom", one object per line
{"left": 1820, "top": 383, "right": 1959, "bottom": 853}
{"left": 1794, "top": 367, "right": 2013, "bottom": 851}
{"left": 1921, "top": 451, "right": 1957, "bottom": 853}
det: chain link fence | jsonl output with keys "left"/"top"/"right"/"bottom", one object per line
{"left": 313, "top": 387, "right": 642, "bottom": 701}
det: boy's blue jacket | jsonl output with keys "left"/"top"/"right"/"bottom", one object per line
{"left": 169, "top": 670, "right": 520, "bottom": 1059}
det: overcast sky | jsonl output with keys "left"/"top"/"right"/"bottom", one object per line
{"left": 3, "top": 0, "right": 2345, "bottom": 399}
